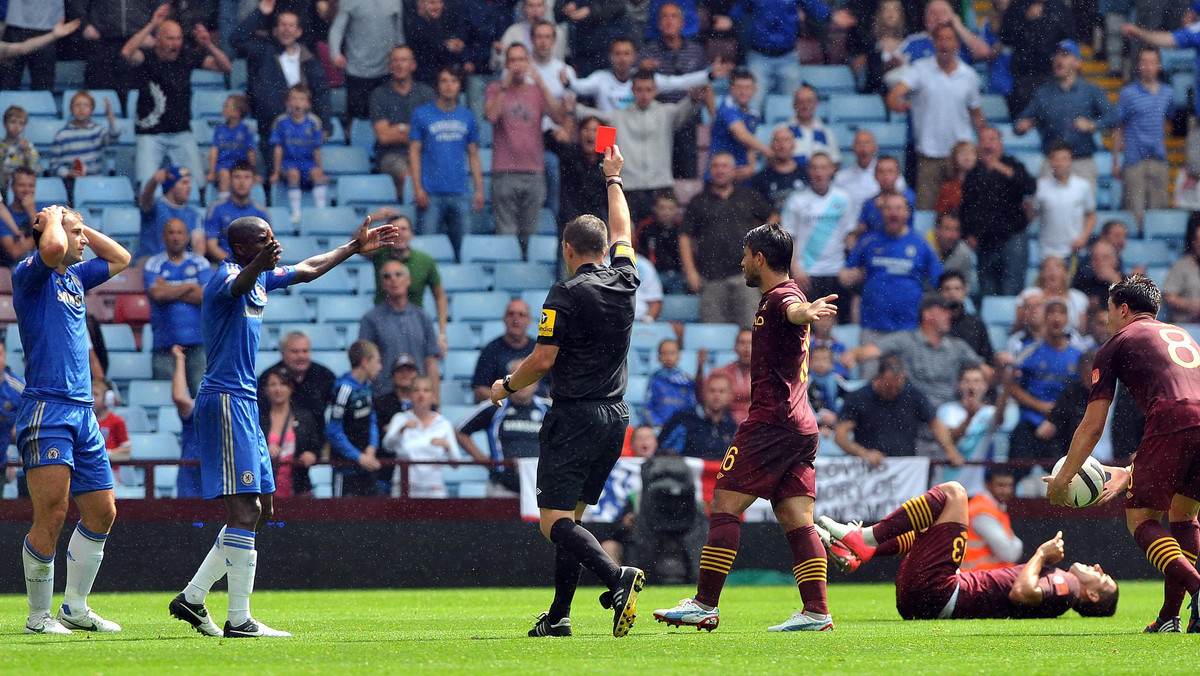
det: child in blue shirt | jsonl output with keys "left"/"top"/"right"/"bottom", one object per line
{"left": 645, "top": 338, "right": 696, "bottom": 427}
{"left": 269, "top": 84, "right": 329, "bottom": 224}
{"left": 207, "top": 94, "right": 256, "bottom": 201}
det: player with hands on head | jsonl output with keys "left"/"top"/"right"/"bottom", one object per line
{"left": 1046, "top": 274, "right": 1200, "bottom": 633}
{"left": 15, "top": 206, "right": 131, "bottom": 635}
{"left": 170, "top": 214, "right": 397, "bottom": 639}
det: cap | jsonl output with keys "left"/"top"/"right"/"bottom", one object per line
{"left": 391, "top": 353, "right": 418, "bottom": 372}
{"left": 1044, "top": 296, "right": 1070, "bottom": 310}
{"left": 919, "top": 292, "right": 952, "bottom": 312}
{"left": 1056, "top": 40, "right": 1082, "bottom": 60}
{"left": 161, "top": 165, "right": 190, "bottom": 192}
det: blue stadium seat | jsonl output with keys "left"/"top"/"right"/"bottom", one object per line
{"left": 477, "top": 120, "right": 492, "bottom": 148}
{"left": 1013, "top": 152, "right": 1043, "bottom": 177}
{"left": 154, "top": 465, "right": 179, "bottom": 498}
{"left": 1094, "top": 210, "right": 1136, "bottom": 231}
{"left": 75, "top": 176, "right": 136, "bottom": 212}
{"left": 61, "top": 89, "right": 121, "bottom": 120}
{"left": 460, "top": 234, "right": 522, "bottom": 264}
{"left": 275, "top": 236, "right": 325, "bottom": 262}
{"left": 100, "top": 324, "right": 138, "bottom": 352}
{"left": 855, "top": 122, "right": 907, "bottom": 153}
{"left": 998, "top": 125, "right": 1041, "bottom": 153}
{"left": 127, "top": 380, "right": 173, "bottom": 409}
{"left": 521, "top": 288, "right": 549, "bottom": 314}
{"left": 190, "top": 69, "right": 227, "bottom": 89}
{"left": 324, "top": 117, "right": 346, "bottom": 144}
{"left": 980, "top": 295, "right": 1019, "bottom": 327}
{"left": 988, "top": 325, "right": 1011, "bottom": 353}
{"left": 129, "top": 432, "right": 181, "bottom": 460}
{"left": 230, "top": 60, "right": 249, "bottom": 91}
{"left": 0, "top": 90, "right": 56, "bottom": 117}
{"left": 1095, "top": 151, "right": 1114, "bottom": 180}
{"left": 536, "top": 207, "right": 556, "bottom": 235}
{"left": 477, "top": 147, "right": 493, "bottom": 174}
{"left": 260, "top": 295, "right": 312, "bottom": 322}
{"left": 316, "top": 295, "right": 375, "bottom": 324}
{"left": 831, "top": 323, "right": 860, "bottom": 348}
{"left": 54, "top": 61, "right": 87, "bottom": 92}
{"left": 1161, "top": 48, "right": 1196, "bottom": 74}
{"left": 157, "top": 406, "right": 183, "bottom": 434}
{"left": 803, "top": 65, "right": 855, "bottom": 96}
{"left": 825, "top": 94, "right": 886, "bottom": 124}
{"left": 626, "top": 376, "right": 649, "bottom": 406}
{"left": 913, "top": 210, "right": 936, "bottom": 235}
{"left": 440, "top": 379, "right": 474, "bottom": 406}
{"left": 1144, "top": 209, "right": 1189, "bottom": 241}
{"left": 980, "top": 95, "right": 1010, "bottom": 122}
{"left": 411, "top": 234, "right": 456, "bottom": 262}
{"left": 682, "top": 323, "right": 740, "bottom": 351}
{"left": 309, "top": 464, "right": 334, "bottom": 498}
{"left": 443, "top": 350, "right": 481, "bottom": 380}
{"left": 312, "top": 350, "right": 350, "bottom": 375}
{"left": 191, "top": 90, "right": 235, "bottom": 121}
{"left": 330, "top": 88, "right": 347, "bottom": 117}
{"left": 107, "top": 353, "right": 152, "bottom": 381}
{"left": 292, "top": 266, "right": 356, "bottom": 295}
{"left": 100, "top": 207, "right": 141, "bottom": 237}
{"left": 337, "top": 174, "right": 395, "bottom": 210}
{"left": 445, "top": 322, "right": 478, "bottom": 350}
{"left": 5, "top": 324, "right": 20, "bottom": 352}
{"left": 112, "top": 406, "right": 151, "bottom": 433}
{"left": 349, "top": 119, "right": 376, "bottom": 157}
{"left": 528, "top": 235, "right": 558, "bottom": 266}
{"left": 321, "top": 146, "right": 370, "bottom": 176}
{"left": 267, "top": 206, "right": 292, "bottom": 229}
{"left": 660, "top": 295, "right": 700, "bottom": 322}
{"left": 442, "top": 464, "right": 490, "bottom": 498}
{"left": 630, "top": 322, "right": 678, "bottom": 356}
{"left": 34, "top": 177, "right": 68, "bottom": 205}
{"left": 23, "top": 117, "right": 60, "bottom": 148}
{"left": 277, "top": 322, "right": 341, "bottom": 350}
{"left": 1123, "top": 239, "right": 1173, "bottom": 267}
{"left": 440, "top": 264, "right": 492, "bottom": 292}
{"left": 492, "top": 262, "right": 554, "bottom": 293}
{"left": 450, "top": 291, "right": 511, "bottom": 322}
{"left": 297, "top": 206, "right": 364, "bottom": 237}
{"left": 763, "top": 94, "right": 793, "bottom": 126}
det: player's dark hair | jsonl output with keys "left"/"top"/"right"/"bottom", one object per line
{"left": 230, "top": 160, "right": 255, "bottom": 175}
{"left": 877, "top": 354, "right": 906, "bottom": 378}
{"left": 563, "top": 214, "right": 607, "bottom": 256}
{"left": 1074, "top": 583, "right": 1119, "bottom": 617}
{"left": 743, "top": 222, "right": 793, "bottom": 273}
{"left": 227, "top": 216, "right": 270, "bottom": 258}
{"left": 938, "top": 270, "right": 966, "bottom": 288}
{"left": 632, "top": 69, "right": 656, "bottom": 84}
{"left": 348, "top": 339, "right": 379, "bottom": 368}
{"left": 1108, "top": 274, "right": 1161, "bottom": 317}
{"left": 982, "top": 466, "right": 1014, "bottom": 483}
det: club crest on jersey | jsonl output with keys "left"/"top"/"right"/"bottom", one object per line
{"left": 46, "top": 447, "right": 59, "bottom": 460}
{"left": 241, "top": 471, "right": 254, "bottom": 486}
{"left": 539, "top": 309, "right": 556, "bottom": 337}
{"left": 273, "top": 266, "right": 289, "bottom": 276}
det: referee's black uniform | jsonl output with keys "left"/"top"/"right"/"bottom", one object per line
{"left": 534, "top": 241, "right": 640, "bottom": 510}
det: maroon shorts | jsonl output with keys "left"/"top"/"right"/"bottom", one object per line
{"left": 1127, "top": 427, "right": 1200, "bottom": 510}
{"left": 714, "top": 421, "right": 818, "bottom": 503}
{"left": 894, "top": 522, "right": 968, "bottom": 620}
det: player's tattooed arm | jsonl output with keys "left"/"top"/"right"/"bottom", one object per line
{"left": 785, "top": 294, "right": 838, "bottom": 325}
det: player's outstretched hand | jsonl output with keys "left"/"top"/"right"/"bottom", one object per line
{"left": 602, "top": 145, "right": 624, "bottom": 177}
{"left": 1036, "top": 531, "right": 1065, "bottom": 564}
{"left": 795, "top": 294, "right": 838, "bottom": 325}
{"left": 352, "top": 216, "right": 400, "bottom": 255}
{"left": 1095, "top": 464, "right": 1129, "bottom": 507}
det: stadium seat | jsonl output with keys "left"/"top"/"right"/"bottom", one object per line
{"left": 191, "top": 89, "right": 235, "bottom": 121}
{"left": 267, "top": 206, "right": 292, "bottom": 230}
{"left": 537, "top": 207, "right": 556, "bottom": 235}
{"left": 411, "top": 234, "right": 456, "bottom": 262}
{"left": 0, "top": 90, "right": 56, "bottom": 117}
{"left": 492, "top": 262, "right": 554, "bottom": 293}
{"left": 659, "top": 295, "right": 700, "bottom": 323}
{"left": 154, "top": 465, "right": 179, "bottom": 498}
{"left": 445, "top": 322, "right": 478, "bottom": 350}
{"left": 825, "top": 94, "right": 887, "bottom": 124}
{"left": 831, "top": 323, "right": 861, "bottom": 348}
{"left": 190, "top": 69, "right": 227, "bottom": 89}
{"left": 54, "top": 61, "right": 87, "bottom": 92}
{"left": 275, "top": 236, "right": 325, "bottom": 263}
{"left": 157, "top": 406, "right": 183, "bottom": 434}
{"left": 75, "top": 176, "right": 136, "bottom": 212}
{"left": 682, "top": 323, "right": 740, "bottom": 351}
{"left": 309, "top": 464, "right": 334, "bottom": 498}
{"left": 803, "top": 65, "right": 855, "bottom": 95}
{"left": 855, "top": 122, "right": 907, "bottom": 153}
{"left": 980, "top": 295, "right": 1019, "bottom": 327}
{"left": 312, "top": 350, "right": 350, "bottom": 375}
{"left": 626, "top": 375, "right": 649, "bottom": 406}
{"left": 92, "top": 268, "right": 145, "bottom": 295}
{"left": 348, "top": 120, "right": 376, "bottom": 156}
{"left": 23, "top": 117, "right": 61, "bottom": 148}
{"left": 293, "top": 267, "right": 357, "bottom": 296}
{"left": 260, "top": 295, "right": 312, "bottom": 323}
{"left": 630, "top": 322, "right": 678, "bottom": 355}
{"left": 460, "top": 234, "right": 522, "bottom": 264}
{"left": 1123, "top": 239, "right": 1173, "bottom": 267}
{"left": 440, "top": 264, "right": 492, "bottom": 292}
{"left": 277, "top": 322, "right": 341, "bottom": 350}
{"left": 477, "top": 147, "right": 493, "bottom": 174}
{"left": 100, "top": 324, "right": 138, "bottom": 352}
{"left": 60, "top": 89, "right": 121, "bottom": 120}
{"left": 321, "top": 146, "right": 371, "bottom": 176}
{"left": 450, "top": 291, "right": 511, "bottom": 323}
{"left": 113, "top": 294, "right": 151, "bottom": 331}
{"left": 442, "top": 464, "right": 490, "bottom": 498}
{"left": 316, "top": 295, "right": 375, "bottom": 324}
{"left": 127, "top": 380, "right": 173, "bottom": 409}
{"left": 477, "top": 120, "right": 492, "bottom": 148}
{"left": 34, "top": 177, "right": 68, "bottom": 205}
{"left": 980, "top": 95, "right": 1010, "bottom": 122}
{"left": 5, "top": 324, "right": 20, "bottom": 352}
{"left": 112, "top": 406, "right": 152, "bottom": 433}
{"left": 521, "top": 288, "right": 549, "bottom": 314}
{"left": 100, "top": 206, "right": 141, "bottom": 238}
{"left": 107, "top": 353, "right": 152, "bottom": 381}
{"left": 130, "top": 432, "right": 181, "bottom": 460}
{"left": 296, "top": 206, "right": 364, "bottom": 237}
{"left": 1013, "top": 152, "right": 1043, "bottom": 177}
{"left": 763, "top": 94, "right": 793, "bottom": 126}
{"left": 337, "top": 174, "right": 395, "bottom": 210}
{"left": 913, "top": 210, "right": 936, "bottom": 235}
{"left": 443, "top": 350, "right": 481, "bottom": 381}
{"left": 324, "top": 117, "right": 346, "bottom": 144}
{"left": 998, "top": 125, "right": 1041, "bottom": 153}
{"left": 1144, "top": 209, "right": 1189, "bottom": 241}
{"left": 230, "top": 59, "right": 249, "bottom": 91}
{"left": 527, "top": 235, "right": 559, "bottom": 266}
{"left": 1161, "top": 47, "right": 1196, "bottom": 74}
{"left": 988, "top": 325, "right": 1011, "bottom": 353}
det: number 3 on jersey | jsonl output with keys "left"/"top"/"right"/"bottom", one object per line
{"left": 1160, "top": 328, "right": 1200, "bottom": 369}
{"left": 951, "top": 534, "right": 967, "bottom": 565}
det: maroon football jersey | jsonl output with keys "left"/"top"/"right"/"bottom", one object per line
{"left": 743, "top": 280, "right": 819, "bottom": 435}
{"left": 1090, "top": 318, "right": 1200, "bottom": 438}
{"left": 952, "top": 565, "right": 1079, "bottom": 619}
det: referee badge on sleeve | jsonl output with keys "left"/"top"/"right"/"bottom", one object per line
{"left": 614, "top": 243, "right": 636, "bottom": 263}
{"left": 539, "top": 309, "right": 557, "bottom": 337}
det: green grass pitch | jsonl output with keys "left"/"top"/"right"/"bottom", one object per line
{"left": 1, "top": 582, "right": 1197, "bottom": 674}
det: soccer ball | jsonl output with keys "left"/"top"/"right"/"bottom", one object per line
{"left": 1050, "top": 456, "right": 1108, "bottom": 508}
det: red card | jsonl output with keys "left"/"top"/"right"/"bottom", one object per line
{"left": 594, "top": 125, "right": 616, "bottom": 153}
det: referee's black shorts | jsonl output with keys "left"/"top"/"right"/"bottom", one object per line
{"left": 536, "top": 399, "right": 629, "bottom": 510}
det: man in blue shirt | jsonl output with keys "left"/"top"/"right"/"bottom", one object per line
{"left": 145, "top": 217, "right": 212, "bottom": 393}
{"left": 1014, "top": 40, "right": 1119, "bottom": 193}
{"left": 840, "top": 193, "right": 943, "bottom": 340}
{"left": 708, "top": 70, "right": 770, "bottom": 182}
{"left": 204, "top": 160, "right": 269, "bottom": 261}
{"left": 1112, "top": 48, "right": 1173, "bottom": 230}
{"left": 657, "top": 373, "right": 738, "bottom": 461}
{"left": 169, "top": 213, "right": 397, "bottom": 639}
{"left": 327, "top": 339, "right": 383, "bottom": 496}
{"left": 135, "top": 165, "right": 204, "bottom": 264}
{"left": 409, "top": 66, "right": 485, "bottom": 255}
{"left": 1121, "top": 9, "right": 1200, "bottom": 116}
{"left": 14, "top": 205, "right": 131, "bottom": 635}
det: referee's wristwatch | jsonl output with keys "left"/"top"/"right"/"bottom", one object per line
{"left": 502, "top": 374, "right": 518, "bottom": 393}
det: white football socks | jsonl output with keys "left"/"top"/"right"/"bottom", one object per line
{"left": 223, "top": 528, "right": 257, "bottom": 626}
{"left": 184, "top": 525, "right": 227, "bottom": 605}
{"left": 862, "top": 526, "right": 879, "bottom": 548}
{"left": 23, "top": 536, "right": 54, "bottom": 618}
{"left": 62, "top": 523, "right": 108, "bottom": 615}
{"left": 288, "top": 187, "right": 302, "bottom": 218}
{"left": 312, "top": 184, "right": 328, "bottom": 209}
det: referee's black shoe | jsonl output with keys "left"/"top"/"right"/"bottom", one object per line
{"left": 609, "top": 566, "right": 645, "bottom": 638}
{"left": 528, "top": 612, "right": 572, "bottom": 637}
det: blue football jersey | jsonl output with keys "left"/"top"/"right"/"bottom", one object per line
{"left": 13, "top": 255, "right": 111, "bottom": 406}
{"left": 269, "top": 114, "right": 321, "bottom": 166}
{"left": 212, "top": 121, "right": 254, "bottom": 167}
{"left": 198, "top": 260, "right": 297, "bottom": 400}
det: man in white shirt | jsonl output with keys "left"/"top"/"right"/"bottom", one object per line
{"left": 528, "top": 20, "right": 573, "bottom": 134}
{"left": 1035, "top": 142, "right": 1097, "bottom": 259}
{"left": 563, "top": 36, "right": 724, "bottom": 111}
{"left": 886, "top": 24, "right": 986, "bottom": 210}
{"left": 494, "top": 0, "right": 567, "bottom": 72}
{"left": 781, "top": 152, "right": 857, "bottom": 299}
{"left": 834, "top": 130, "right": 908, "bottom": 218}
{"left": 635, "top": 256, "right": 664, "bottom": 323}
{"left": 788, "top": 84, "right": 840, "bottom": 172}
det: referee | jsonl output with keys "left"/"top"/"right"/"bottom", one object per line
{"left": 490, "top": 145, "right": 644, "bottom": 639}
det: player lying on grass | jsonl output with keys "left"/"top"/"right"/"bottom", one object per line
{"left": 819, "top": 481, "right": 1119, "bottom": 620}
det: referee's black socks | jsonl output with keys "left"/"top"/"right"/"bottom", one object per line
{"left": 547, "top": 527, "right": 584, "bottom": 623}
{"left": 549, "top": 518, "right": 622, "bottom": 591}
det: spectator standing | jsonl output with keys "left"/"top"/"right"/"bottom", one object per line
{"left": 886, "top": 24, "right": 986, "bottom": 210}
{"left": 231, "top": 0, "right": 332, "bottom": 176}
{"left": 80, "top": 0, "right": 151, "bottom": 108}
{"left": 204, "top": 161, "right": 269, "bottom": 261}
{"left": 855, "top": 155, "right": 914, "bottom": 235}
{"left": 0, "top": 107, "right": 39, "bottom": 191}
{"left": 122, "top": 5, "right": 232, "bottom": 188}
{"left": 927, "top": 212, "right": 977, "bottom": 296}
{"left": 634, "top": 190, "right": 686, "bottom": 294}
{"left": 563, "top": 36, "right": 716, "bottom": 113}
{"left": 461, "top": 0, "right": 515, "bottom": 77}
{"left": 370, "top": 46, "right": 436, "bottom": 204}
{"left": 554, "top": 0, "right": 630, "bottom": 77}
{"left": 258, "top": 365, "right": 321, "bottom": 496}
{"left": 638, "top": 1, "right": 707, "bottom": 178}
{"left": 50, "top": 91, "right": 121, "bottom": 183}
{"left": 1014, "top": 40, "right": 1118, "bottom": 192}
{"left": 834, "top": 130, "right": 909, "bottom": 216}
{"left": 1163, "top": 220, "right": 1200, "bottom": 323}
{"left": 557, "top": 116, "right": 606, "bottom": 233}
{"left": 962, "top": 468, "right": 1024, "bottom": 570}
{"left": 456, "top": 374, "right": 551, "bottom": 492}
{"left": 939, "top": 270, "right": 994, "bottom": 363}
{"left": 679, "top": 152, "right": 775, "bottom": 327}
{"left": 750, "top": 127, "right": 806, "bottom": 210}
{"left": 960, "top": 126, "right": 1037, "bottom": 297}
{"left": 383, "top": 377, "right": 464, "bottom": 497}
{"left": 935, "top": 141, "right": 977, "bottom": 216}
{"left": 359, "top": 260, "right": 443, "bottom": 396}
{"left": 707, "top": 70, "right": 769, "bottom": 182}
{"left": 472, "top": 299, "right": 536, "bottom": 402}
{"left": 1033, "top": 142, "right": 1096, "bottom": 259}
{"left": 656, "top": 372, "right": 736, "bottom": 460}
{"left": 407, "top": 0, "right": 465, "bottom": 88}
{"left": 496, "top": 0, "right": 568, "bottom": 70}
{"left": 780, "top": 153, "right": 857, "bottom": 299}
{"left": 706, "top": 329, "right": 752, "bottom": 423}
{"left": 840, "top": 193, "right": 943, "bottom": 340}
{"left": 854, "top": 0, "right": 907, "bottom": 96}
{"left": 1072, "top": 239, "right": 1124, "bottom": 306}
{"left": 892, "top": 0, "right": 991, "bottom": 67}
{"left": 635, "top": 256, "right": 664, "bottom": 322}
{"left": 328, "top": 339, "right": 384, "bottom": 496}
{"left": 1006, "top": 297, "right": 1081, "bottom": 469}
{"left": 144, "top": 218, "right": 211, "bottom": 393}
{"left": 486, "top": 44, "right": 566, "bottom": 256}
{"left": 1035, "top": 349, "right": 1098, "bottom": 456}
{"left": 1000, "top": 0, "right": 1075, "bottom": 115}
{"left": 328, "top": 0, "right": 404, "bottom": 120}
{"left": 368, "top": 213, "right": 449, "bottom": 348}
{"left": 256, "top": 330, "right": 338, "bottom": 436}
{"left": 0, "top": 0, "right": 78, "bottom": 90}
{"left": 788, "top": 85, "right": 841, "bottom": 173}
{"left": 937, "top": 368, "right": 1014, "bottom": 495}
{"left": 0, "top": 168, "right": 36, "bottom": 266}
{"left": 409, "top": 66, "right": 485, "bottom": 255}
{"left": 644, "top": 338, "right": 695, "bottom": 427}
{"left": 1112, "top": 48, "right": 1173, "bottom": 229}
{"left": 135, "top": 166, "right": 204, "bottom": 263}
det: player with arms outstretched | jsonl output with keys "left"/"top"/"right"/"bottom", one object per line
{"left": 169, "top": 214, "right": 397, "bottom": 638}
{"left": 15, "top": 206, "right": 131, "bottom": 634}
{"left": 654, "top": 222, "right": 839, "bottom": 632}
{"left": 819, "top": 481, "right": 1119, "bottom": 620}
{"left": 1047, "top": 274, "right": 1200, "bottom": 633}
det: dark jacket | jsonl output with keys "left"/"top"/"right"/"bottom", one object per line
{"left": 960, "top": 155, "right": 1036, "bottom": 253}
{"left": 460, "top": 0, "right": 515, "bottom": 75}
{"left": 999, "top": 0, "right": 1075, "bottom": 76}
{"left": 231, "top": 8, "right": 332, "bottom": 131}
{"left": 74, "top": 0, "right": 154, "bottom": 38}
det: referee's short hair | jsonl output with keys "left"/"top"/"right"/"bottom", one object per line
{"left": 563, "top": 214, "right": 608, "bottom": 256}
{"left": 743, "top": 222, "right": 793, "bottom": 273}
